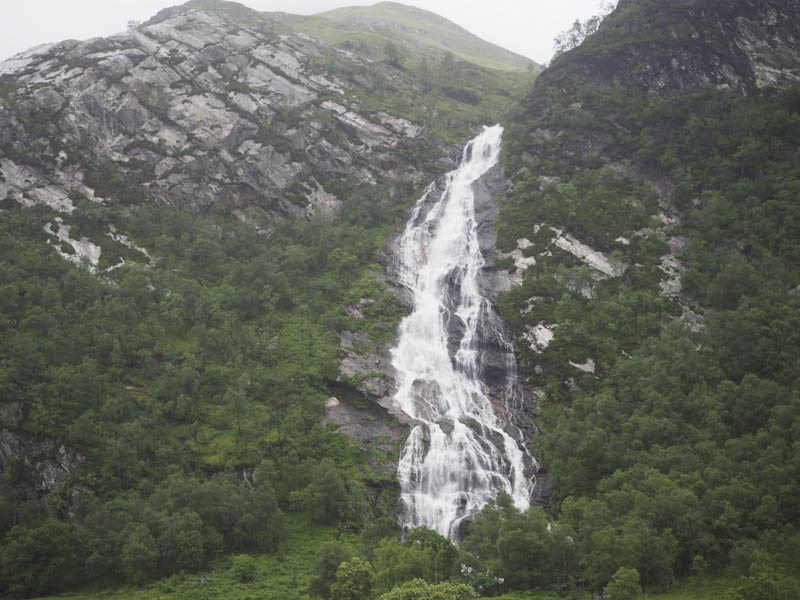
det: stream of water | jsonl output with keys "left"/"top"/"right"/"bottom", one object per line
{"left": 391, "top": 125, "right": 533, "bottom": 539}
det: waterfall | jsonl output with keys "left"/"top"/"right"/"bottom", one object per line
{"left": 391, "top": 125, "right": 534, "bottom": 539}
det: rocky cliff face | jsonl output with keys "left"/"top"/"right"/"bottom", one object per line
{"left": 0, "top": 3, "right": 447, "bottom": 217}
{"left": 0, "top": 430, "right": 83, "bottom": 496}
{"left": 497, "top": 0, "right": 800, "bottom": 398}
{"left": 547, "top": 0, "right": 800, "bottom": 96}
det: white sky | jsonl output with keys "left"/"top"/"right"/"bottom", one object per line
{"left": 0, "top": 0, "right": 605, "bottom": 65}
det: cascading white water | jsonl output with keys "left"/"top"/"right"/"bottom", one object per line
{"left": 391, "top": 125, "right": 533, "bottom": 539}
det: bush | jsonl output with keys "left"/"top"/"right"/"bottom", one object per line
{"left": 606, "top": 567, "right": 642, "bottom": 600}
{"left": 378, "top": 578, "right": 477, "bottom": 600}
{"left": 231, "top": 554, "right": 258, "bottom": 582}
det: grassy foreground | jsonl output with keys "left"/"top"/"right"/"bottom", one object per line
{"left": 36, "top": 516, "right": 347, "bottom": 600}
{"left": 487, "top": 576, "right": 739, "bottom": 600}
{"left": 36, "top": 543, "right": 740, "bottom": 600}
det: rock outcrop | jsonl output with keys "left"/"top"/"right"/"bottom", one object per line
{"left": 0, "top": 430, "right": 83, "bottom": 495}
{"left": 0, "top": 3, "right": 440, "bottom": 217}
{"left": 548, "top": 0, "right": 800, "bottom": 96}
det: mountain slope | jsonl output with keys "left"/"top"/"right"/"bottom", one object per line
{"left": 0, "top": 0, "right": 531, "bottom": 219}
{"left": 307, "top": 1, "right": 538, "bottom": 72}
{"left": 0, "top": 1, "right": 537, "bottom": 596}
{"left": 3, "top": 0, "right": 800, "bottom": 598}
{"left": 544, "top": 0, "right": 800, "bottom": 94}
{"left": 486, "top": 0, "right": 800, "bottom": 593}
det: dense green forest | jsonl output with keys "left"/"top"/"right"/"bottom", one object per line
{"left": 2, "top": 0, "right": 800, "bottom": 599}
{"left": 494, "top": 63, "right": 800, "bottom": 600}
{"left": 0, "top": 180, "right": 412, "bottom": 595}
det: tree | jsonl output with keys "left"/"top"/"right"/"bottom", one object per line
{"left": 724, "top": 571, "right": 799, "bottom": 600}
{"left": 121, "top": 524, "right": 158, "bottom": 584}
{"left": 606, "top": 567, "right": 642, "bottom": 600}
{"left": 417, "top": 58, "right": 434, "bottom": 92}
{"left": 330, "top": 557, "right": 374, "bottom": 600}
{"left": 0, "top": 520, "right": 87, "bottom": 595}
{"left": 439, "top": 51, "right": 456, "bottom": 88}
{"left": 384, "top": 42, "right": 405, "bottom": 69}
{"left": 244, "top": 477, "right": 285, "bottom": 552}
{"left": 463, "top": 500, "right": 577, "bottom": 590}
{"left": 293, "top": 459, "right": 363, "bottom": 531}
{"left": 309, "top": 542, "right": 352, "bottom": 598}
{"left": 495, "top": 508, "right": 565, "bottom": 589}
{"left": 404, "top": 527, "right": 459, "bottom": 583}
{"left": 552, "top": 0, "right": 616, "bottom": 60}
{"left": 224, "top": 387, "right": 248, "bottom": 443}
{"left": 232, "top": 554, "right": 258, "bottom": 582}
{"left": 374, "top": 537, "right": 433, "bottom": 593}
{"left": 157, "top": 511, "right": 207, "bottom": 574}
{"left": 358, "top": 515, "right": 399, "bottom": 561}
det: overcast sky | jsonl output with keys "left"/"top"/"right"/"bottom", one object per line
{"left": 0, "top": 0, "right": 608, "bottom": 65}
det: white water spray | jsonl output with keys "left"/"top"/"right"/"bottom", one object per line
{"left": 391, "top": 125, "right": 533, "bottom": 539}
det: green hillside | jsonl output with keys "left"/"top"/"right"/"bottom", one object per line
{"left": 169, "top": 1, "right": 540, "bottom": 73}
{"left": 2, "top": 0, "right": 799, "bottom": 599}
{"left": 490, "top": 0, "right": 800, "bottom": 597}
{"left": 300, "top": 1, "right": 538, "bottom": 73}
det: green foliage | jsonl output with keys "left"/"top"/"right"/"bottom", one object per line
{"left": 310, "top": 541, "right": 353, "bottom": 598}
{"left": 463, "top": 495, "right": 578, "bottom": 591}
{"left": 371, "top": 527, "right": 462, "bottom": 593}
{"left": 374, "top": 536, "right": 436, "bottom": 592}
{"left": 330, "top": 557, "right": 374, "bottom": 600}
{"left": 290, "top": 458, "right": 366, "bottom": 531}
{"left": 0, "top": 520, "right": 87, "bottom": 595}
{"left": 498, "top": 166, "right": 656, "bottom": 251}
{"left": 497, "top": 7, "right": 800, "bottom": 596}
{"left": 512, "top": 84, "right": 800, "bottom": 590}
{"left": 723, "top": 571, "right": 800, "bottom": 600}
{"left": 0, "top": 176, "right": 402, "bottom": 594}
{"left": 441, "top": 87, "right": 482, "bottom": 105}
{"left": 23, "top": 516, "right": 361, "bottom": 599}
{"left": 357, "top": 515, "right": 401, "bottom": 561}
{"left": 84, "top": 160, "right": 148, "bottom": 205}
{"left": 403, "top": 527, "right": 461, "bottom": 583}
{"left": 384, "top": 42, "right": 406, "bottom": 69}
{"left": 378, "top": 578, "right": 477, "bottom": 600}
{"left": 606, "top": 567, "right": 642, "bottom": 600}
{"left": 231, "top": 554, "right": 258, "bottom": 582}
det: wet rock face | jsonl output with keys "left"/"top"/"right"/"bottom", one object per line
{"left": 470, "top": 161, "right": 534, "bottom": 419}
{"left": 0, "top": 6, "right": 430, "bottom": 216}
{"left": 545, "top": 0, "right": 800, "bottom": 97}
{"left": 338, "top": 330, "right": 396, "bottom": 403}
{"left": 0, "top": 430, "right": 83, "bottom": 495}
{"left": 331, "top": 330, "right": 408, "bottom": 477}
